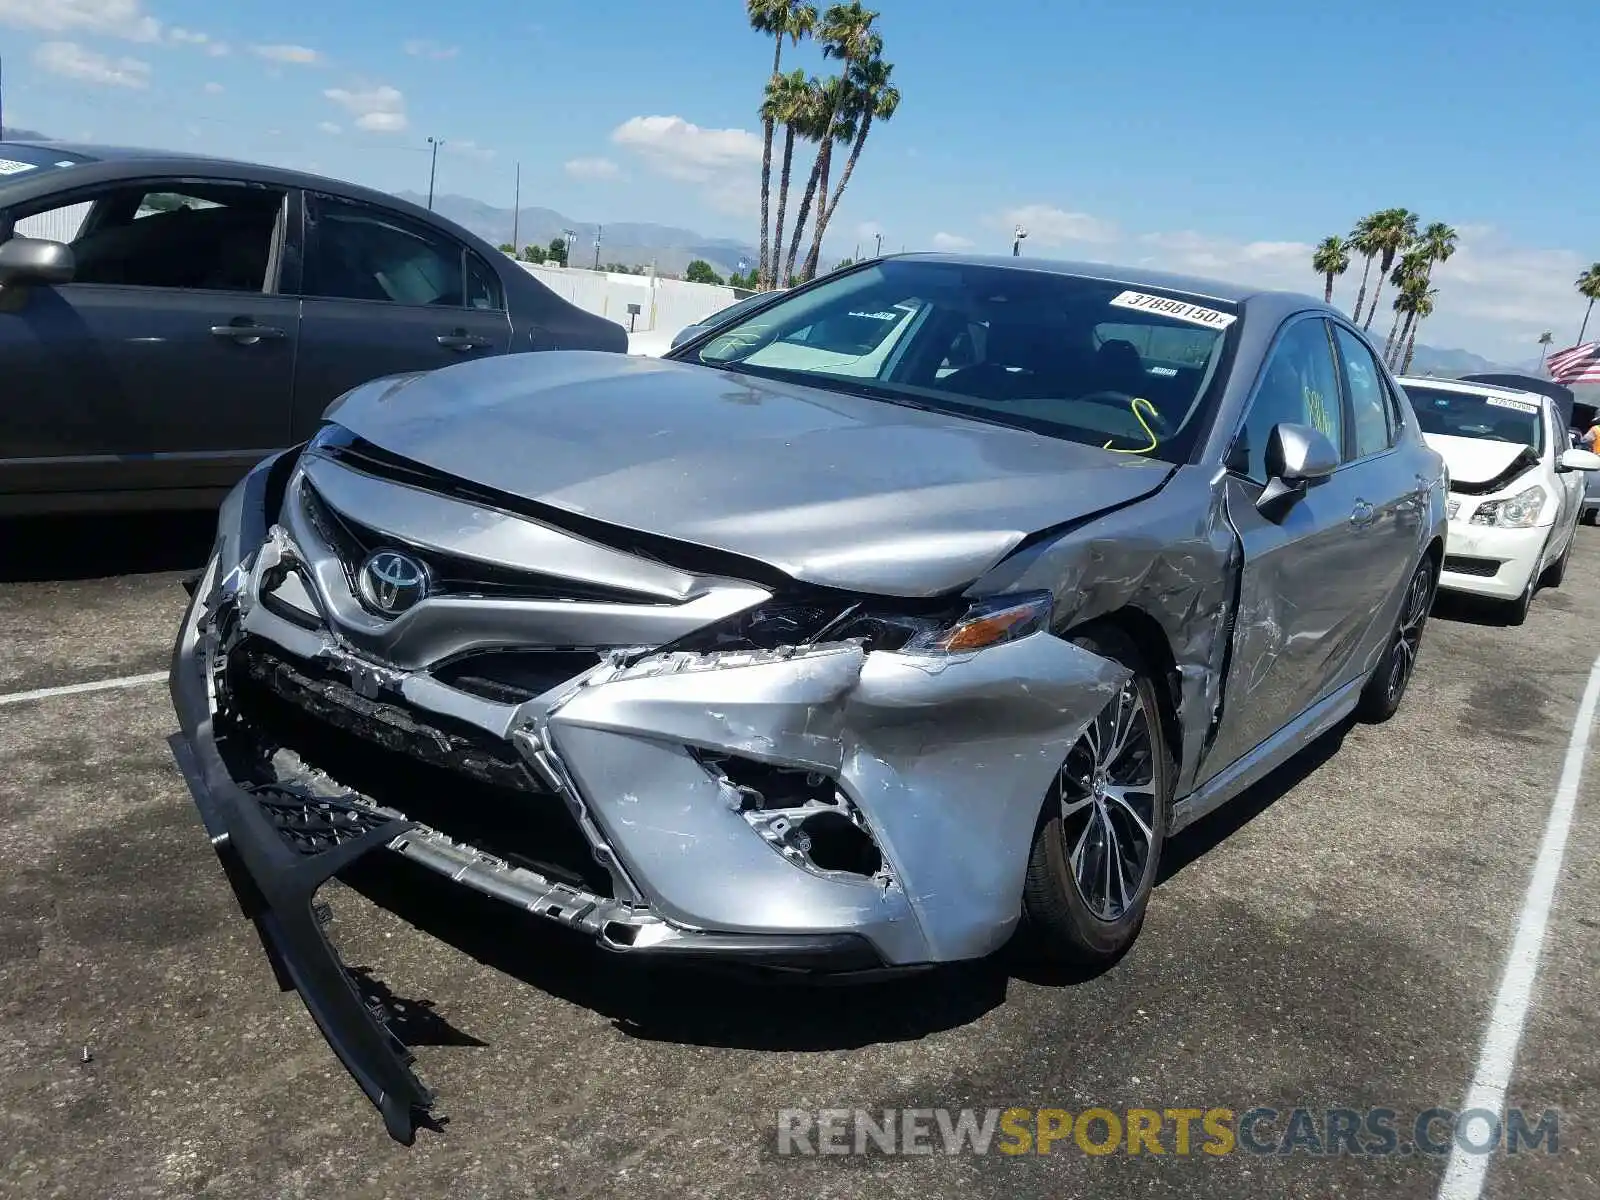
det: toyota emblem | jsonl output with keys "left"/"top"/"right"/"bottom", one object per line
{"left": 358, "top": 549, "right": 430, "bottom": 616}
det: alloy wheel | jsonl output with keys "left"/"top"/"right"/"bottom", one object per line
{"left": 1386, "top": 564, "right": 1434, "bottom": 703}
{"left": 1055, "top": 679, "right": 1158, "bottom": 922}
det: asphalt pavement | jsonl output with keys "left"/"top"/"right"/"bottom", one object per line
{"left": 1, "top": 512, "right": 1597, "bottom": 1199}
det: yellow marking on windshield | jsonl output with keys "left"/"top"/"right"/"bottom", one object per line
{"left": 1104, "top": 397, "right": 1160, "bottom": 455}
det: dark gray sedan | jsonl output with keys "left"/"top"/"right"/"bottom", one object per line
{"left": 168, "top": 254, "right": 1447, "bottom": 1140}
{"left": 0, "top": 140, "right": 625, "bottom": 515}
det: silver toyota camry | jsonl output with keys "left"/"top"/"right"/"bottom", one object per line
{"left": 168, "top": 254, "right": 1447, "bottom": 1140}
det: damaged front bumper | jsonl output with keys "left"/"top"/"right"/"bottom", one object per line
{"left": 167, "top": 449, "right": 1128, "bottom": 1141}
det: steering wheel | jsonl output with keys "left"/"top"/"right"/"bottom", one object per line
{"left": 1076, "top": 390, "right": 1173, "bottom": 438}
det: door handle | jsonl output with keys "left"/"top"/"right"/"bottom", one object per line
{"left": 211, "top": 319, "right": 285, "bottom": 343}
{"left": 1350, "top": 499, "right": 1376, "bottom": 528}
{"left": 437, "top": 330, "right": 492, "bottom": 351}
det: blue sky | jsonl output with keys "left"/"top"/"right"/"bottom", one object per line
{"left": 3, "top": 0, "right": 1597, "bottom": 360}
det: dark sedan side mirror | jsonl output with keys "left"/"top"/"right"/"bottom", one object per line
{"left": 0, "top": 237, "right": 76, "bottom": 292}
{"left": 1259, "top": 421, "right": 1339, "bottom": 510}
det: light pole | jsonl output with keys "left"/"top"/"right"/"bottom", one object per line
{"left": 426, "top": 136, "right": 444, "bottom": 210}
{"left": 874, "top": 232, "right": 883, "bottom": 258}
{"left": 1012, "top": 225, "right": 1027, "bottom": 256}
{"left": 593, "top": 224, "right": 603, "bottom": 271}
{"left": 511, "top": 161, "right": 520, "bottom": 254}
{"left": 561, "top": 228, "right": 576, "bottom": 267}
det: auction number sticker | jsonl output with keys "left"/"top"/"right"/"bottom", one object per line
{"left": 0, "top": 159, "right": 39, "bottom": 176}
{"left": 1486, "top": 396, "right": 1539, "bottom": 412}
{"left": 1109, "top": 290, "right": 1238, "bottom": 329}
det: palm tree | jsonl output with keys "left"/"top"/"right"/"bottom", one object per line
{"left": 1418, "top": 221, "right": 1458, "bottom": 274}
{"left": 763, "top": 69, "right": 814, "bottom": 294}
{"left": 1348, "top": 214, "right": 1382, "bottom": 325}
{"left": 781, "top": 74, "right": 854, "bottom": 286}
{"left": 1399, "top": 281, "right": 1438, "bottom": 374}
{"left": 801, "top": 53, "right": 900, "bottom": 281}
{"left": 1539, "top": 330, "right": 1554, "bottom": 369}
{"left": 1577, "top": 263, "right": 1600, "bottom": 343}
{"left": 1362, "top": 208, "right": 1418, "bottom": 332}
{"left": 1384, "top": 249, "right": 1429, "bottom": 364}
{"left": 1312, "top": 235, "right": 1350, "bottom": 305}
{"left": 747, "top": 1, "right": 817, "bottom": 289}
{"left": 790, "top": 2, "right": 880, "bottom": 282}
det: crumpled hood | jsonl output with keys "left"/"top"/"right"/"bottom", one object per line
{"left": 323, "top": 351, "right": 1173, "bottom": 596}
{"left": 1423, "top": 432, "right": 1540, "bottom": 486}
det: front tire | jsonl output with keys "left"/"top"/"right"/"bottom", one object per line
{"left": 1021, "top": 626, "right": 1172, "bottom": 966}
{"left": 1542, "top": 531, "right": 1572, "bottom": 588}
{"left": 1356, "top": 556, "right": 1436, "bottom": 723}
{"left": 1504, "top": 566, "right": 1536, "bottom": 626}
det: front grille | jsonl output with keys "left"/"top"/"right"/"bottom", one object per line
{"left": 228, "top": 637, "right": 612, "bottom": 896}
{"left": 432, "top": 648, "right": 603, "bottom": 705}
{"left": 299, "top": 479, "right": 668, "bottom": 608}
{"left": 1443, "top": 554, "right": 1500, "bottom": 578}
{"left": 250, "top": 785, "right": 396, "bottom": 856}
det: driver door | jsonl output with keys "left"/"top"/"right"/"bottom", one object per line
{"left": 1200, "top": 316, "right": 1383, "bottom": 783}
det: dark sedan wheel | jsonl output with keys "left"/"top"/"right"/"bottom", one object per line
{"left": 1356, "top": 557, "right": 1436, "bottom": 723}
{"left": 1022, "top": 626, "right": 1171, "bottom": 965}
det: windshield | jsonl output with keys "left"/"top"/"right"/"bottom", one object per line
{"left": 1403, "top": 384, "right": 1545, "bottom": 453}
{"left": 676, "top": 259, "right": 1237, "bottom": 462}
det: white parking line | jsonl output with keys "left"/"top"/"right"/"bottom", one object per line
{"left": 1437, "top": 654, "right": 1600, "bottom": 1200}
{"left": 0, "top": 671, "right": 168, "bottom": 708}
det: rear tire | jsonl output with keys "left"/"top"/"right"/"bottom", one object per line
{"left": 1021, "top": 626, "right": 1172, "bottom": 966}
{"left": 1357, "top": 556, "right": 1436, "bottom": 723}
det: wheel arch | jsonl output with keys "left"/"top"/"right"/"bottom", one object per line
{"left": 1061, "top": 606, "right": 1183, "bottom": 771}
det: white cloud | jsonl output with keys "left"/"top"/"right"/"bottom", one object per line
{"left": 203, "top": 81, "right": 223, "bottom": 94}
{"left": 251, "top": 43, "right": 321, "bottom": 65}
{"left": 932, "top": 231, "right": 974, "bottom": 251}
{"left": 168, "top": 26, "right": 208, "bottom": 46}
{"left": 565, "top": 157, "right": 622, "bottom": 180}
{"left": 447, "top": 139, "right": 495, "bottom": 161}
{"left": 0, "top": 0, "right": 160, "bottom": 42}
{"left": 317, "top": 121, "right": 341, "bottom": 135}
{"left": 998, "top": 204, "right": 1119, "bottom": 246}
{"left": 207, "top": 41, "right": 229, "bottom": 56}
{"left": 610, "top": 115, "right": 761, "bottom": 213}
{"left": 323, "top": 84, "right": 407, "bottom": 133}
{"left": 403, "top": 38, "right": 459, "bottom": 59}
{"left": 33, "top": 41, "right": 150, "bottom": 88}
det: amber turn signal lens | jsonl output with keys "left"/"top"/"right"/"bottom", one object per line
{"left": 928, "top": 602, "right": 1044, "bottom": 652}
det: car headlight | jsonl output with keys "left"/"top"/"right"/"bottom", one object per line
{"left": 665, "top": 591, "right": 1055, "bottom": 657}
{"left": 1446, "top": 499, "right": 1460, "bottom": 520}
{"left": 1471, "top": 484, "right": 1547, "bottom": 528}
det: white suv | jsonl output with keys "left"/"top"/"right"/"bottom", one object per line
{"left": 1398, "top": 376, "right": 1600, "bottom": 623}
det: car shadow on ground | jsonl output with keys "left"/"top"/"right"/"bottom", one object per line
{"left": 0, "top": 512, "right": 215, "bottom": 583}
{"left": 337, "top": 721, "right": 1352, "bottom": 1053}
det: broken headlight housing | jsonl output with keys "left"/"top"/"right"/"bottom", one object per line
{"left": 1471, "top": 484, "right": 1547, "bottom": 528}
{"left": 667, "top": 591, "right": 1055, "bottom": 656}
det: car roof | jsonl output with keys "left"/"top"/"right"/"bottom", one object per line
{"left": 0, "top": 139, "right": 452, "bottom": 231}
{"left": 1395, "top": 374, "right": 1554, "bottom": 408}
{"left": 883, "top": 251, "right": 1332, "bottom": 320}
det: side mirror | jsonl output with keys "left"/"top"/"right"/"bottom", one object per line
{"left": 1558, "top": 447, "right": 1600, "bottom": 472}
{"left": 0, "top": 237, "right": 75, "bottom": 290}
{"left": 1259, "top": 421, "right": 1339, "bottom": 509}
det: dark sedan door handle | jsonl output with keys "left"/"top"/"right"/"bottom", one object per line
{"left": 1350, "top": 499, "right": 1376, "bottom": 528}
{"left": 211, "top": 319, "right": 285, "bottom": 343}
{"left": 437, "top": 330, "right": 492, "bottom": 352}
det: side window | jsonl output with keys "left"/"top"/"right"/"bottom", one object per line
{"left": 1228, "top": 318, "right": 1345, "bottom": 482}
{"left": 7, "top": 181, "right": 284, "bottom": 292}
{"left": 465, "top": 252, "right": 504, "bottom": 311}
{"left": 1333, "top": 325, "right": 1395, "bottom": 458}
{"left": 303, "top": 194, "right": 465, "bottom": 307}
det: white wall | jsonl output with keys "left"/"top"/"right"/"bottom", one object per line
{"left": 512, "top": 259, "right": 744, "bottom": 336}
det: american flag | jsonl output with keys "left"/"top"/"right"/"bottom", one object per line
{"left": 1547, "top": 341, "right": 1600, "bottom": 385}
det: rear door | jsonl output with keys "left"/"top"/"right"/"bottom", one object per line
{"left": 290, "top": 191, "right": 513, "bottom": 438}
{"left": 0, "top": 178, "right": 297, "bottom": 500}
{"left": 1202, "top": 316, "right": 1380, "bottom": 781}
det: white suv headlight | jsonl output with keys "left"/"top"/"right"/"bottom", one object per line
{"left": 1471, "top": 483, "right": 1547, "bottom": 528}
